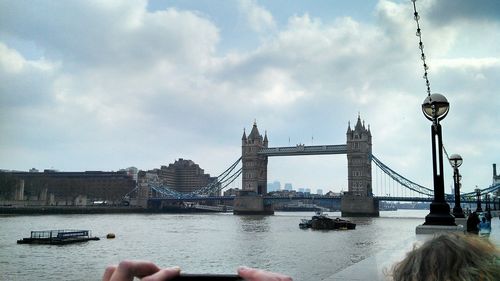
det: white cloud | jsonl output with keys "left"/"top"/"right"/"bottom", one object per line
{"left": 0, "top": 43, "right": 26, "bottom": 73}
{"left": 238, "top": 0, "right": 276, "bottom": 33}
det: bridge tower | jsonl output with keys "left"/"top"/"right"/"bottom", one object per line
{"left": 341, "top": 115, "right": 379, "bottom": 216}
{"left": 241, "top": 122, "right": 268, "bottom": 194}
{"left": 234, "top": 122, "right": 273, "bottom": 215}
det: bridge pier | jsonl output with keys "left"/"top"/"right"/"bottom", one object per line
{"left": 341, "top": 194, "right": 379, "bottom": 217}
{"left": 233, "top": 192, "right": 274, "bottom": 215}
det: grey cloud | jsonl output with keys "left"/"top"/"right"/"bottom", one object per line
{"left": 426, "top": 0, "right": 500, "bottom": 25}
{"left": 0, "top": 67, "right": 54, "bottom": 108}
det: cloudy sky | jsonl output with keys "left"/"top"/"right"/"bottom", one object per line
{"left": 1, "top": 0, "right": 499, "bottom": 194}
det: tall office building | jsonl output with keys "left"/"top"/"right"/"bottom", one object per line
{"left": 267, "top": 181, "right": 281, "bottom": 192}
{"left": 157, "top": 159, "right": 218, "bottom": 194}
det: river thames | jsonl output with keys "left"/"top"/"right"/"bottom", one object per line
{"left": 1, "top": 210, "right": 498, "bottom": 281}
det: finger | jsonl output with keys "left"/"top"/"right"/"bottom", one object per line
{"left": 110, "top": 260, "right": 160, "bottom": 281}
{"left": 102, "top": 265, "right": 116, "bottom": 281}
{"left": 141, "top": 267, "right": 181, "bottom": 281}
{"left": 237, "top": 267, "right": 260, "bottom": 281}
{"left": 237, "top": 266, "right": 292, "bottom": 281}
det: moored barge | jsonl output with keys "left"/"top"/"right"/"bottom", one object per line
{"left": 299, "top": 211, "right": 356, "bottom": 230}
{"left": 17, "top": 230, "right": 100, "bottom": 245}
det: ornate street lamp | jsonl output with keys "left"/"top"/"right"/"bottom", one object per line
{"left": 449, "top": 154, "right": 464, "bottom": 218}
{"left": 422, "top": 93, "right": 455, "bottom": 225}
{"left": 475, "top": 188, "right": 482, "bottom": 212}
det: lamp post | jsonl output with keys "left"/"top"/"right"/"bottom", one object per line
{"left": 449, "top": 154, "right": 464, "bottom": 218}
{"left": 485, "top": 194, "right": 490, "bottom": 211}
{"left": 422, "top": 93, "right": 455, "bottom": 225}
{"left": 475, "top": 188, "right": 482, "bottom": 212}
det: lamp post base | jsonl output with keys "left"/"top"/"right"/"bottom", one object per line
{"left": 452, "top": 207, "right": 465, "bottom": 218}
{"left": 423, "top": 202, "right": 456, "bottom": 226}
{"left": 416, "top": 224, "right": 464, "bottom": 235}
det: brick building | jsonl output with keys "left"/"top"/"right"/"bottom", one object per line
{"left": 0, "top": 170, "right": 135, "bottom": 206}
{"left": 156, "top": 158, "right": 218, "bottom": 194}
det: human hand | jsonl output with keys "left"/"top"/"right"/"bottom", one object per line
{"left": 102, "top": 260, "right": 180, "bottom": 281}
{"left": 237, "top": 266, "right": 292, "bottom": 281}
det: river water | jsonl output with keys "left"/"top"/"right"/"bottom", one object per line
{"left": 1, "top": 210, "right": 499, "bottom": 281}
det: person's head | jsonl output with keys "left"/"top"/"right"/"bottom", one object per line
{"left": 482, "top": 217, "right": 487, "bottom": 223}
{"left": 390, "top": 233, "right": 499, "bottom": 281}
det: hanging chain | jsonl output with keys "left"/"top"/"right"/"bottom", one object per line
{"left": 412, "top": 0, "right": 431, "bottom": 97}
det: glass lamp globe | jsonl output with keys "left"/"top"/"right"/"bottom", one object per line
{"left": 449, "top": 154, "right": 463, "bottom": 168}
{"left": 422, "top": 93, "right": 449, "bottom": 121}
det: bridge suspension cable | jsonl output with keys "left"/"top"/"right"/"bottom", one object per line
{"left": 372, "top": 154, "right": 500, "bottom": 199}
{"left": 461, "top": 183, "right": 500, "bottom": 197}
{"left": 371, "top": 154, "right": 434, "bottom": 197}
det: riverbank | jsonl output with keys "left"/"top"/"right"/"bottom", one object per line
{"left": 0, "top": 205, "right": 227, "bottom": 215}
{"left": 3, "top": 205, "right": 499, "bottom": 216}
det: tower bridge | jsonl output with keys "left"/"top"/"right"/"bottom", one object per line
{"left": 235, "top": 115, "right": 377, "bottom": 216}
{"left": 137, "top": 115, "right": 500, "bottom": 216}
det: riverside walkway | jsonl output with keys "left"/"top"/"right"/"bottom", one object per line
{"left": 323, "top": 217, "right": 500, "bottom": 281}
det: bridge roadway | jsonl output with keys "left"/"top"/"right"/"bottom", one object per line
{"left": 258, "top": 144, "right": 347, "bottom": 156}
{"left": 148, "top": 195, "right": 480, "bottom": 204}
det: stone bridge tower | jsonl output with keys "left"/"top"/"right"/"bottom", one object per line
{"left": 346, "top": 115, "right": 372, "bottom": 196}
{"left": 341, "top": 114, "right": 379, "bottom": 216}
{"left": 241, "top": 122, "right": 268, "bottom": 195}
{"left": 234, "top": 121, "right": 273, "bottom": 215}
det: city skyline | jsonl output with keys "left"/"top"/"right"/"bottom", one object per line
{"left": 267, "top": 179, "right": 338, "bottom": 194}
{"left": 1, "top": 0, "right": 499, "bottom": 193}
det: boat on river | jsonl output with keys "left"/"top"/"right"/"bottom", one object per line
{"left": 299, "top": 211, "right": 356, "bottom": 230}
{"left": 17, "top": 229, "right": 100, "bottom": 245}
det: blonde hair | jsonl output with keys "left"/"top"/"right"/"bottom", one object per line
{"left": 390, "top": 233, "right": 499, "bottom": 281}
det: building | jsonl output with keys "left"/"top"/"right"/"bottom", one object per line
{"left": 120, "top": 167, "right": 139, "bottom": 182}
{"left": 223, "top": 188, "right": 240, "bottom": 196}
{"left": 156, "top": 158, "right": 218, "bottom": 194}
{"left": 317, "top": 189, "right": 323, "bottom": 195}
{"left": 267, "top": 180, "right": 281, "bottom": 192}
{"left": 325, "top": 191, "right": 342, "bottom": 197}
{"left": 284, "top": 183, "right": 293, "bottom": 191}
{"left": 0, "top": 170, "right": 135, "bottom": 206}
